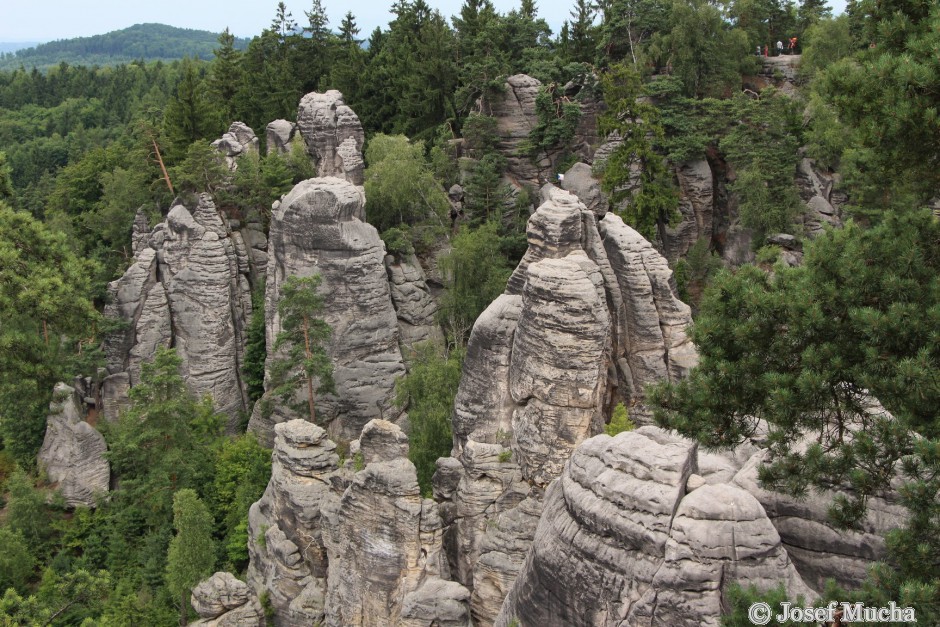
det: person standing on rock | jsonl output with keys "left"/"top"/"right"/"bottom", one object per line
{"left": 776, "top": 40, "right": 783, "bottom": 56}
{"left": 756, "top": 45, "right": 761, "bottom": 56}
{"left": 789, "top": 37, "right": 797, "bottom": 54}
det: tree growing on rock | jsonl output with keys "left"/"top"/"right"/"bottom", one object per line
{"left": 270, "top": 275, "right": 335, "bottom": 424}
{"left": 598, "top": 62, "right": 678, "bottom": 242}
{"left": 651, "top": 210, "right": 940, "bottom": 620}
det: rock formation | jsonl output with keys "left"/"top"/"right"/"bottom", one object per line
{"left": 189, "top": 572, "right": 264, "bottom": 627}
{"left": 247, "top": 177, "right": 406, "bottom": 443}
{"left": 296, "top": 90, "right": 366, "bottom": 185}
{"left": 733, "top": 449, "right": 905, "bottom": 591}
{"left": 212, "top": 122, "right": 260, "bottom": 170}
{"left": 435, "top": 185, "right": 697, "bottom": 624}
{"left": 483, "top": 74, "right": 548, "bottom": 189}
{"left": 385, "top": 253, "right": 444, "bottom": 351}
{"left": 265, "top": 119, "right": 297, "bottom": 155}
{"left": 37, "top": 382, "right": 109, "bottom": 508}
{"left": 245, "top": 419, "right": 470, "bottom": 626}
{"left": 495, "top": 428, "right": 813, "bottom": 627}
{"left": 103, "top": 194, "right": 255, "bottom": 430}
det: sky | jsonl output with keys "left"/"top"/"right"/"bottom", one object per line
{"left": 0, "top": 0, "right": 849, "bottom": 44}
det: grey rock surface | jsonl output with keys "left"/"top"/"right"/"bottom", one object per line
{"left": 265, "top": 119, "right": 297, "bottom": 155}
{"left": 438, "top": 187, "right": 697, "bottom": 624}
{"left": 733, "top": 450, "right": 906, "bottom": 591}
{"left": 212, "top": 122, "right": 260, "bottom": 170}
{"left": 247, "top": 177, "right": 405, "bottom": 443}
{"left": 666, "top": 159, "right": 715, "bottom": 261}
{"left": 246, "top": 419, "right": 470, "bottom": 627}
{"left": 296, "top": 90, "right": 366, "bottom": 185}
{"left": 484, "top": 74, "right": 550, "bottom": 188}
{"left": 561, "top": 162, "right": 607, "bottom": 216}
{"left": 102, "top": 194, "right": 252, "bottom": 431}
{"left": 494, "top": 428, "right": 812, "bottom": 627}
{"left": 385, "top": 253, "right": 444, "bottom": 351}
{"left": 191, "top": 572, "right": 253, "bottom": 619}
{"left": 37, "top": 383, "right": 109, "bottom": 508}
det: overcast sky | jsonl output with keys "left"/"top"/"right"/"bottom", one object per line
{"left": 0, "top": 0, "right": 848, "bottom": 43}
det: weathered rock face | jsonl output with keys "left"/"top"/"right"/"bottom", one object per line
{"left": 265, "top": 119, "right": 297, "bottom": 155}
{"left": 796, "top": 157, "right": 843, "bottom": 237}
{"left": 103, "top": 194, "right": 254, "bottom": 430}
{"left": 212, "top": 122, "right": 260, "bottom": 170}
{"left": 561, "top": 162, "right": 607, "bottom": 216}
{"left": 495, "top": 428, "right": 812, "bottom": 627}
{"left": 246, "top": 178, "right": 406, "bottom": 443}
{"left": 385, "top": 253, "right": 444, "bottom": 351}
{"left": 37, "top": 382, "right": 109, "bottom": 508}
{"left": 436, "top": 186, "right": 697, "bottom": 625}
{"left": 296, "top": 90, "right": 366, "bottom": 185}
{"left": 483, "top": 74, "right": 550, "bottom": 188}
{"left": 189, "top": 572, "right": 264, "bottom": 627}
{"left": 245, "top": 419, "right": 470, "bottom": 627}
{"left": 733, "top": 450, "right": 905, "bottom": 591}
{"left": 665, "top": 159, "right": 715, "bottom": 261}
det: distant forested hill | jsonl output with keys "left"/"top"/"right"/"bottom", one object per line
{"left": 0, "top": 23, "right": 249, "bottom": 70}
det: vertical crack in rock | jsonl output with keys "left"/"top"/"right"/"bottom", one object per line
{"left": 244, "top": 419, "right": 471, "bottom": 626}
{"left": 435, "top": 186, "right": 698, "bottom": 625}
{"left": 102, "top": 194, "right": 252, "bottom": 430}
{"left": 246, "top": 178, "right": 406, "bottom": 443}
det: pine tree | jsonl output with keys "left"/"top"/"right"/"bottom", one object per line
{"left": 338, "top": 11, "right": 361, "bottom": 44}
{"left": 271, "top": 275, "right": 334, "bottom": 424}
{"left": 163, "top": 58, "right": 220, "bottom": 162}
{"left": 568, "top": 0, "right": 597, "bottom": 64}
{"left": 209, "top": 28, "right": 242, "bottom": 123}
{"left": 0, "top": 203, "right": 99, "bottom": 466}
{"left": 166, "top": 489, "right": 216, "bottom": 626}
{"left": 305, "top": 0, "right": 331, "bottom": 42}
{"left": 271, "top": 1, "right": 298, "bottom": 41}
{"left": 598, "top": 63, "right": 678, "bottom": 241}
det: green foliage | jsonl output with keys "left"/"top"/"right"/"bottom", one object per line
{"left": 270, "top": 275, "right": 335, "bottom": 424}
{"left": 0, "top": 24, "right": 250, "bottom": 71}
{"left": 755, "top": 244, "right": 782, "bottom": 264}
{"left": 213, "top": 434, "right": 271, "bottom": 569}
{"left": 0, "top": 203, "right": 99, "bottom": 466}
{"left": 364, "top": 134, "right": 450, "bottom": 234}
{"left": 721, "top": 583, "right": 809, "bottom": 626}
{"left": 657, "top": 0, "right": 753, "bottom": 98}
{"left": 497, "top": 450, "right": 512, "bottom": 463}
{"left": 0, "top": 568, "right": 112, "bottom": 626}
{"left": 438, "top": 221, "right": 513, "bottom": 345}
{"left": 170, "top": 140, "right": 232, "bottom": 196}
{"left": 165, "top": 489, "right": 216, "bottom": 624}
{"left": 103, "top": 347, "right": 224, "bottom": 534}
{"left": 719, "top": 90, "right": 803, "bottom": 242}
{"left": 0, "top": 529, "right": 35, "bottom": 594}
{"left": 814, "top": 1, "right": 940, "bottom": 212}
{"left": 605, "top": 403, "right": 635, "bottom": 436}
{"left": 380, "top": 226, "right": 417, "bottom": 258}
{"left": 395, "top": 343, "right": 463, "bottom": 495}
{"left": 598, "top": 63, "right": 678, "bottom": 241}
{"left": 522, "top": 84, "right": 582, "bottom": 160}
{"left": 163, "top": 58, "right": 223, "bottom": 161}
{"left": 651, "top": 210, "right": 940, "bottom": 533}
{"left": 244, "top": 291, "right": 267, "bottom": 405}
{"left": 800, "top": 16, "right": 853, "bottom": 81}
{"left": 675, "top": 238, "right": 723, "bottom": 309}
{"left": 4, "top": 469, "right": 55, "bottom": 560}
{"left": 462, "top": 153, "right": 511, "bottom": 224}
